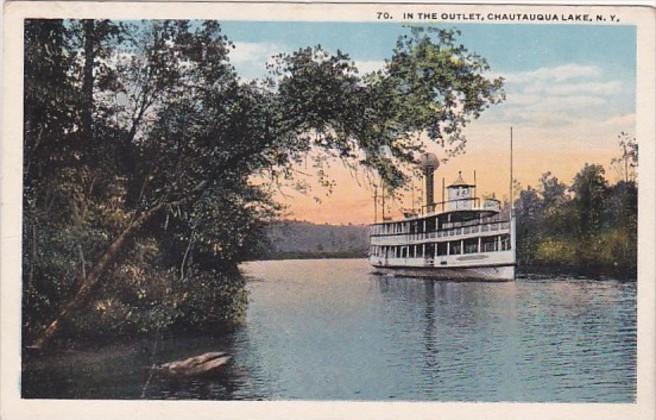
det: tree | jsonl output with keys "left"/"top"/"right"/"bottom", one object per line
{"left": 513, "top": 160, "right": 636, "bottom": 276}
{"left": 611, "top": 131, "right": 638, "bottom": 183}
{"left": 571, "top": 164, "right": 608, "bottom": 238}
{"left": 27, "top": 20, "right": 282, "bottom": 348}
{"left": 538, "top": 172, "right": 571, "bottom": 237}
{"left": 513, "top": 186, "right": 544, "bottom": 265}
{"left": 269, "top": 27, "right": 505, "bottom": 189}
{"left": 24, "top": 21, "right": 504, "bottom": 349}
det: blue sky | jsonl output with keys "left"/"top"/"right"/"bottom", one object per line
{"left": 220, "top": 21, "right": 636, "bottom": 125}
{"left": 220, "top": 22, "right": 635, "bottom": 74}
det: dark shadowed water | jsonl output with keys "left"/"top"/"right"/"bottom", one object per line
{"left": 23, "top": 259, "right": 636, "bottom": 402}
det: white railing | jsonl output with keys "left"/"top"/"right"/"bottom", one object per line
{"left": 370, "top": 221, "right": 511, "bottom": 246}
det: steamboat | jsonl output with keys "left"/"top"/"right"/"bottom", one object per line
{"left": 368, "top": 152, "right": 516, "bottom": 282}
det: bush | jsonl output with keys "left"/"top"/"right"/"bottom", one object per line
{"left": 535, "top": 238, "right": 578, "bottom": 267}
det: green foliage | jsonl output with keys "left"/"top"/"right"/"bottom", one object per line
{"left": 269, "top": 27, "right": 504, "bottom": 189}
{"left": 571, "top": 163, "right": 608, "bottom": 237}
{"left": 23, "top": 20, "right": 276, "bottom": 343}
{"left": 535, "top": 239, "right": 577, "bottom": 267}
{"left": 515, "top": 147, "right": 637, "bottom": 278}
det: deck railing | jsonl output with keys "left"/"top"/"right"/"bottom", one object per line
{"left": 370, "top": 220, "right": 511, "bottom": 246}
{"left": 371, "top": 218, "right": 509, "bottom": 237}
{"left": 420, "top": 197, "right": 501, "bottom": 215}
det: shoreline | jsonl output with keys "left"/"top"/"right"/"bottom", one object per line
{"left": 245, "top": 256, "right": 637, "bottom": 281}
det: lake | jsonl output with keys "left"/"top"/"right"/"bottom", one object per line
{"left": 22, "top": 258, "right": 636, "bottom": 402}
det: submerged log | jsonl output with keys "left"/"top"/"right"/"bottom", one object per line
{"left": 157, "top": 352, "right": 231, "bottom": 378}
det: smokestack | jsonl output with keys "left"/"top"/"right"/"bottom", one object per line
{"left": 419, "top": 153, "right": 439, "bottom": 210}
{"left": 425, "top": 169, "right": 434, "bottom": 207}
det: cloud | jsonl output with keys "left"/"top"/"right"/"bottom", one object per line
{"left": 487, "top": 63, "right": 632, "bottom": 129}
{"left": 353, "top": 60, "right": 386, "bottom": 75}
{"left": 602, "top": 113, "right": 635, "bottom": 128}
{"left": 230, "top": 42, "right": 283, "bottom": 65}
{"left": 229, "top": 41, "right": 287, "bottom": 80}
{"left": 506, "top": 63, "right": 601, "bottom": 84}
{"left": 523, "top": 80, "right": 625, "bottom": 96}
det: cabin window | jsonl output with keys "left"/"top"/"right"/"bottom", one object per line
{"left": 500, "top": 234, "right": 511, "bottom": 251}
{"left": 437, "top": 242, "right": 448, "bottom": 256}
{"left": 481, "top": 236, "right": 498, "bottom": 252}
{"left": 426, "top": 217, "right": 436, "bottom": 232}
{"left": 425, "top": 243, "right": 435, "bottom": 259}
{"left": 449, "top": 241, "right": 462, "bottom": 255}
{"left": 464, "top": 238, "right": 479, "bottom": 254}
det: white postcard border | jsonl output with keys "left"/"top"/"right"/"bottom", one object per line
{"left": 2, "top": 2, "right": 654, "bottom": 419}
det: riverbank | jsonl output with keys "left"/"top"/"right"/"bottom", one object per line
{"left": 518, "top": 264, "right": 636, "bottom": 281}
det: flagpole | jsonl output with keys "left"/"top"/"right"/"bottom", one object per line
{"left": 510, "top": 126, "right": 513, "bottom": 216}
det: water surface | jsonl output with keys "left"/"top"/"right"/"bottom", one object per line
{"left": 23, "top": 258, "right": 636, "bottom": 401}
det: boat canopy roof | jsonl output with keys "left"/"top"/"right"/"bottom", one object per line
{"left": 371, "top": 207, "right": 499, "bottom": 226}
{"left": 448, "top": 171, "right": 475, "bottom": 188}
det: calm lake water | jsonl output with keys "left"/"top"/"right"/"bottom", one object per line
{"left": 23, "top": 258, "right": 636, "bottom": 402}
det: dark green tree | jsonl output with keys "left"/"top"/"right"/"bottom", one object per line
{"left": 571, "top": 164, "right": 608, "bottom": 238}
{"left": 24, "top": 21, "right": 504, "bottom": 349}
{"left": 538, "top": 172, "right": 572, "bottom": 237}
{"left": 513, "top": 186, "right": 544, "bottom": 265}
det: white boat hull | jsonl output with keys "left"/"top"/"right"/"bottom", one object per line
{"left": 371, "top": 264, "right": 515, "bottom": 282}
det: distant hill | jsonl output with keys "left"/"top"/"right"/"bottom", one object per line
{"left": 259, "top": 220, "right": 370, "bottom": 260}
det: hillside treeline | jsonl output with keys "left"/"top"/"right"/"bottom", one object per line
{"left": 262, "top": 221, "right": 369, "bottom": 259}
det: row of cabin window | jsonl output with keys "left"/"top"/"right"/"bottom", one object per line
{"left": 370, "top": 235, "right": 511, "bottom": 258}
{"left": 372, "top": 215, "right": 503, "bottom": 235}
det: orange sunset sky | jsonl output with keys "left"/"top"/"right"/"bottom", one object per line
{"left": 271, "top": 116, "right": 634, "bottom": 225}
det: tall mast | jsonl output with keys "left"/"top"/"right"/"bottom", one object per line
{"left": 510, "top": 126, "right": 514, "bottom": 217}
{"left": 473, "top": 170, "right": 477, "bottom": 201}
{"left": 381, "top": 181, "right": 385, "bottom": 221}
{"left": 411, "top": 177, "right": 415, "bottom": 213}
{"left": 510, "top": 126, "right": 517, "bottom": 273}
{"left": 442, "top": 177, "right": 445, "bottom": 212}
{"left": 373, "top": 184, "right": 378, "bottom": 223}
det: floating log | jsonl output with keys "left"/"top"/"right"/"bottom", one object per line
{"left": 157, "top": 351, "right": 231, "bottom": 378}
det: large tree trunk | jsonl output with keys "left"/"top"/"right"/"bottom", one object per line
{"left": 31, "top": 203, "right": 164, "bottom": 350}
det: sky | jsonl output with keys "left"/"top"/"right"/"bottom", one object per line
{"left": 219, "top": 22, "right": 636, "bottom": 225}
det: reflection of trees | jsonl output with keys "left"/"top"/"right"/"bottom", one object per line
{"left": 374, "top": 277, "right": 520, "bottom": 391}
{"left": 421, "top": 281, "right": 438, "bottom": 376}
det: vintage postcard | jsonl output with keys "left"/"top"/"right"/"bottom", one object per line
{"left": 1, "top": 1, "right": 655, "bottom": 419}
